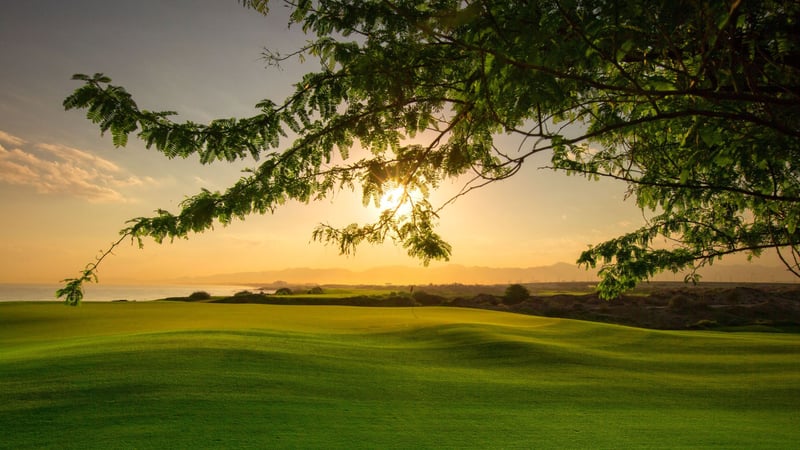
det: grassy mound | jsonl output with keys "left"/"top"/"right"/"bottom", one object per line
{"left": 1, "top": 302, "right": 798, "bottom": 449}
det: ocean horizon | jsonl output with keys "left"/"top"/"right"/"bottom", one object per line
{"left": 0, "top": 283, "right": 260, "bottom": 302}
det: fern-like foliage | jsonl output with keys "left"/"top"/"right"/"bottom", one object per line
{"left": 59, "top": 0, "right": 800, "bottom": 303}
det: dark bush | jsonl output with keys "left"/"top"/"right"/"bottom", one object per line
{"left": 668, "top": 293, "right": 709, "bottom": 312}
{"left": 188, "top": 291, "right": 211, "bottom": 301}
{"left": 412, "top": 291, "right": 446, "bottom": 306}
{"left": 667, "top": 293, "right": 692, "bottom": 310}
{"left": 213, "top": 293, "right": 268, "bottom": 303}
{"left": 307, "top": 286, "right": 324, "bottom": 294}
{"left": 275, "top": 287, "right": 293, "bottom": 295}
{"left": 504, "top": 284, "right": 530, "bottom": 305}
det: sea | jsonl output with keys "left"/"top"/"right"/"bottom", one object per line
{"left": 0, "top": 283, "right": 261, "bottom": 302}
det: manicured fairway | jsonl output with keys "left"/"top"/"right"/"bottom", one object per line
{"left": 1, "top": 302, "right": 798, "bottom": 449}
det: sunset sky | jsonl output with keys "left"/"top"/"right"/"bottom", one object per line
{"left": 0, "top": 0, "right": 783, "bottom": 284}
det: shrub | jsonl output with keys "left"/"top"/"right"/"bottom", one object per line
{"left": 307, "top": 286, "right": 324, "bottom": 294}
{"left": 275, "top": 287, "right": 293, "bottom": 295}
{"left": 668, "top": 293, "right": 709, "bottom": 312}
{"left": 412, "top": 291, "right": 446, "bottom": 306}
{"left": 504, "top": 284, "right": 530, "bottom": 305}
{"left": 188, "top": 291, "right": 211, "bottom": 301}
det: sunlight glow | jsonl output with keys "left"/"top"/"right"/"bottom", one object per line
{"left": 379, "top": 185, "right": 422, "bottom": 216}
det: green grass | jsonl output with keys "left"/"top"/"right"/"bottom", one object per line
{"left": 288, "top": 287, "right": 397, "bottom": 297}
{"left": 1, "top": 302, "right": 798, "bottom": 449}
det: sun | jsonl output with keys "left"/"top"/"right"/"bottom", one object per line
{"left": 379, "top": 185, "right": 422, "bottom": 216}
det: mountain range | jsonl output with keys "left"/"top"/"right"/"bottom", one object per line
{"left": 169, "top": 262, "right": 798, "bottom": 286}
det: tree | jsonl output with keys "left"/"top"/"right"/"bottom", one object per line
{"left": 188, "top": 291, "right": 212, "bottom": 301}
{"left": 504, "top": 284, "right": 530, "bottom": 305}
{"left": 57, "top": 0, "right": 799, "bottom": 305}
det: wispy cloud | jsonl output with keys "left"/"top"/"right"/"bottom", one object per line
{"left": 0, "top": 130, "right": 26, "bottom": 147}
{"left": 0, "top": 130, "right": 154, "bottom": 203}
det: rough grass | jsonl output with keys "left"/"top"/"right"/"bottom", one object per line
{"left": 1, "top": 302, "right": 798, "bottom": 449}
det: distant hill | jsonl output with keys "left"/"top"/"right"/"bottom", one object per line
{"left": 168, "top": 262, "right": 797, "bottom": 286}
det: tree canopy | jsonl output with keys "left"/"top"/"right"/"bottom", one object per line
{"left": 58, "top": 0, "right": 799, "bottom": 305}
{"left": 504, "top": 284, "right": 531, "bottom": 304}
